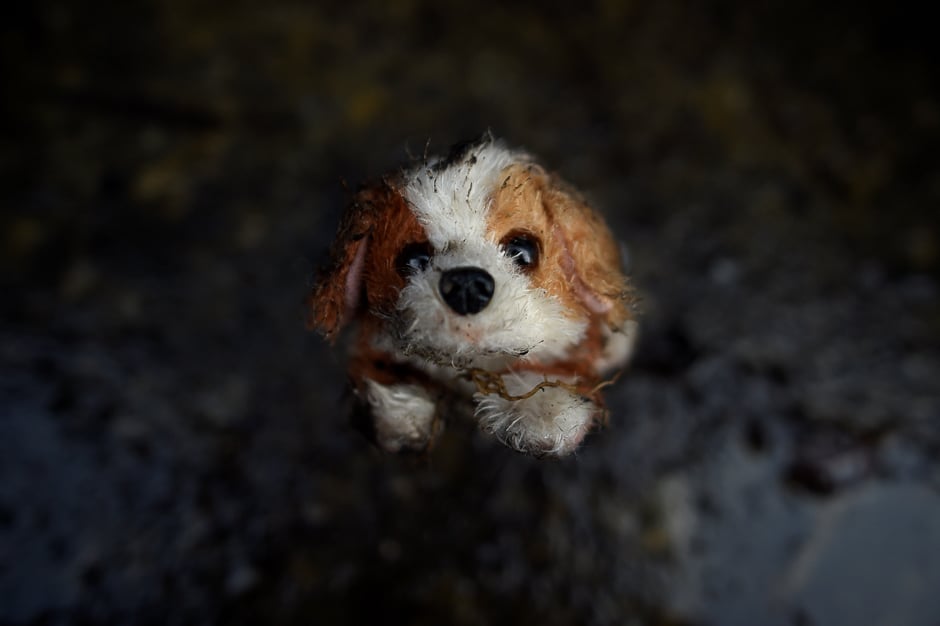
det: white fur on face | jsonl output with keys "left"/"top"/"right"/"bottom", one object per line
{"left": 404, "top": 142, "right": 521, "bottom": 246}
{"left": 394, "top": 239, "right": 585, "bottom": 368}
{"left": 394, "top": 141, "right": 586, "bottom": 368}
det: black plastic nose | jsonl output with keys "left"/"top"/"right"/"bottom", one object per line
{"left": 439, "top": 267, "right": 495, "bottom": 315}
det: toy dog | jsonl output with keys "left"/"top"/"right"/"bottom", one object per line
{"left": 308, "top": 136, "right": 636, "bottom": 456}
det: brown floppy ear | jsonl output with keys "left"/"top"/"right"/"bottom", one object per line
{"left": 306, "top": 187, "right": 382, "bottom": 341}
{"left": 542, "top": 177, "right": 632, "bottom": 328}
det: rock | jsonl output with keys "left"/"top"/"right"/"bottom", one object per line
{"left": 780, "top": 483, "right": 940, "bottom": 626}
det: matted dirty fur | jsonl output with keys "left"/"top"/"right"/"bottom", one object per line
{"left": 308, "top": 135, "right": 636, "bottom": 456}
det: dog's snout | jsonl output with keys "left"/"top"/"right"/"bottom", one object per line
{"left": 439, "top": 267, "right": 495, "bottom": 315}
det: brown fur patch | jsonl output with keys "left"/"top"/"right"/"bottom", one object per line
{"left": 359, "top": 184, "right": 427, "bottom": 317}
{"left": 349, "top": 323, "right": 434, "bottom": 390}
{"left": 486, "top": 165, "right": 631, "bottom": 328}
{"left": 307, "top": 180, "right": 426, "bottom": 338}
{"left": 543, "top": 180, "right": 631, "bottom": 327}
{"left": 486, "top": 165, "right": 580, "bottom": 315}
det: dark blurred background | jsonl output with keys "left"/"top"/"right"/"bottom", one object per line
{"left": 2, "top": 1, "right": 939, "bottom": 624}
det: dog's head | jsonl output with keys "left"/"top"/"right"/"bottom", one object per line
{"left": 310, "top": 137, "right": 630, "bottom": 371}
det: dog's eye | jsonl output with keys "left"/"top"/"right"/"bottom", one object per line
{"left": 396, "top": 242, "right": 432, "bottom": 276}
{"left": 503, "top": 235, "right": 539, "bottom": 269}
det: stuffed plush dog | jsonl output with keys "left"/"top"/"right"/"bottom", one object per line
{"left": 308, "top": 135, "right": 636, "bottom": 456}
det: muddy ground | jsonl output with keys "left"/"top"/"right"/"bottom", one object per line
{"left": 2, "top": 2, "right": 940, "bottom": 625}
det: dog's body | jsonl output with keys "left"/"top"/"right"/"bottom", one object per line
{"left": 309, "top": 137, "right": 636, "bottom": 456}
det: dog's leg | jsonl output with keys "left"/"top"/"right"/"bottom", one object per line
{"left": 360, "top": 378, "right": 439, "bottom": 453}
{"left": 595, "top": 318, "right": 639, "bottom": 375}
{"left": 473, "top": 372, "right": 599, "bottom": 456}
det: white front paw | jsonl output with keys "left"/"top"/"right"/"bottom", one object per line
{"left": 596, "top": 318, "right": 639, "bottom": 374}
{"left": 473, "top": 373, "right": 598, "bottom": 456}
{"left": 363, "top": 379, "right": 437, "bottom": 452}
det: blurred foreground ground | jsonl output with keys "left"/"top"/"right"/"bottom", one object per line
{"left": 2, "top": 2, "right": 940, "bottom": 625}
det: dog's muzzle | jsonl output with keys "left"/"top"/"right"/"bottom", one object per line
{"left": 439, "top": 267, "right": 495, "bottom": 315}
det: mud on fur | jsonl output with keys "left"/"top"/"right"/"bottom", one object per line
{"left": 308, "top": 135, "right": 637, "bottom": 456}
